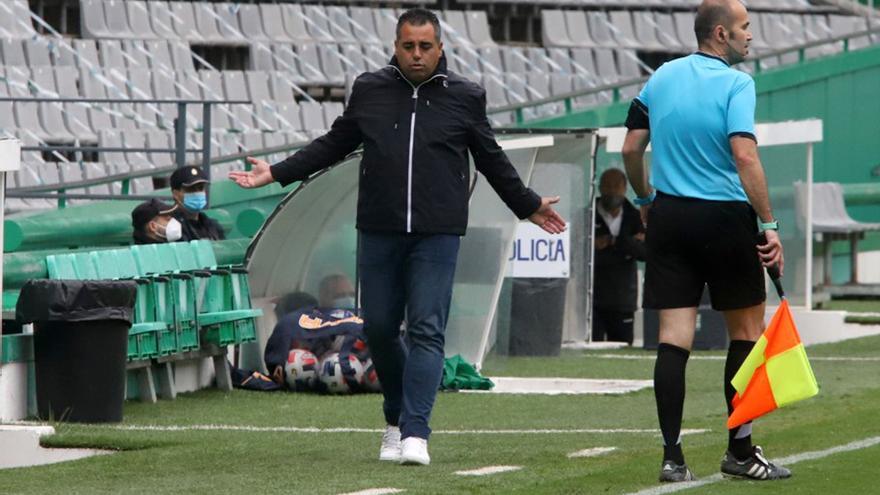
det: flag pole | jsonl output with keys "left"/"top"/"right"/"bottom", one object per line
{"left": 759, "top": 232, "right": 785, "bottom": 300}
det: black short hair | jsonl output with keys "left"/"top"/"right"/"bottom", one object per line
{"left": 396, "top": 8, "right": 442, "bottom": 42}
{"left": 694, "top": 1, "right": 735, "bottom": 44}
{"left": 600, "top": 168, "right": 627, "bottom": 187}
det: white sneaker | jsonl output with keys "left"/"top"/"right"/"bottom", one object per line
{"left": 399, "top": 437, "right": 430, "bottom": 466}
{"left": 379, "top": 425, "right": 401, "bottom": 462}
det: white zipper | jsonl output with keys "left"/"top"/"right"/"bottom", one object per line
{"left": 387, "top": 66, "right": 447, "bottom": 233}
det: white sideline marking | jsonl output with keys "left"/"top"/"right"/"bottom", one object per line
{"left": 589, "top": 354, "right": 880, "bottom": 362}
{"left": 625, "top": 436, "right": 880, "bottom": 495}
{"left": 63, "top": 424, "right": 707, "bottom": 436}
{"left": 455, "top": 465, "right": 522, "bottom": 476}
{"left": 568, "top": 447, "right": 617, "bottom": 458}
{"left": 460, "top": 377, "right": 653, "bottom": 395}
{"left": 338, "top": 489, "right": 404, "bottom": 495}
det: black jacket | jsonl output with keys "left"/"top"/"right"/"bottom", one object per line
{"left": 593, "top": 200, "right": 645, "bottom": 312}
{"left": 270, "top": 55, "right": 541, "bottom": 235}
{"left": 173, "top": 210, "right": 226, "bottom": 242}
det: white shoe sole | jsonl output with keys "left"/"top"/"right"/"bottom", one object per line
{"left": 399, "top": 455, "right": 430, "bottom": 466}
{"left": 379, "top": 451, "right": 401, "bottom": 462}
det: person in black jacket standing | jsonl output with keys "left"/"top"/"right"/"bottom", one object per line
{"left": 229, "top": 9, "right": 565, "bottom": 466}
{"left": 593, "top": 169, "right": 645, "bottom": 345}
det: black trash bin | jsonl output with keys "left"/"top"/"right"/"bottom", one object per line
{"left": 16, "top": 279, "right": 137, "bottom": 423}
{"left": 508, "top": 278, "right": 569, "bottom": 356}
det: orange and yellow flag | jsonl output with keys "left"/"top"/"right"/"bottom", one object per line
{"left": 728, "top": 299, "right": 819, "bottom": 429}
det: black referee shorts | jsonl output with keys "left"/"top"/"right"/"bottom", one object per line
{"left": 643, "top": 192, "right": 766, "bottom": 311}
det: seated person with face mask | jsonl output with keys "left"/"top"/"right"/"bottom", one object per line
{"left": 593, "top": 168, "right": 646, "bottom": 345}
{"left": 169, "top": 166, "right": 225, "bottom": 241}
{"left": 131, "top": 198, "right": 183, "bottom": 244}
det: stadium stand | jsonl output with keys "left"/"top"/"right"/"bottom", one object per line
{"left": 0, "top": 0, "right": 877, "bottom": 211}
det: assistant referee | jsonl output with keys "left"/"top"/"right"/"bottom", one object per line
{"left": 622, "top": 0, "right": 791, "bottom": 483}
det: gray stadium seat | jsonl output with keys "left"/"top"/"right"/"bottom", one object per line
{"left": 442, "top": 11, "right": 471, "bottom": 47}
{"left": 526, "top": 47, "right": 552, "bottom": 74}
{"left": 170, "top": 1, "right": 204, "bottom": 42}
{"left": 804, "top": 15, "right": 839, "bottom": 59}
{"left": 327, "top": 6, "right": 357, "bottom": 45}
{"left": 86, "top": 107, "right": 111, "bottom": 136}
{"left": 0, "top": 0, "right": 37, "bottom": 39}
{"left": 148, "top": 1, "right": 178, "bottom": 40}
{"left": 588, "top": 12, "right": 617, "bottom": 48}
{"left": 80, "top": 0, "right": 111, "bottom": 39}
{"left": 252, "top": 102, "right": 279, "bottom": 132}
{"left": 145, "top": 130, "right": 174, "bottom": 167}
{"left": 303, "top": 5, "right": 335, "bottom": 44}
{"left": 251, "top": 44, "right": 276, "bottom": 71}
{"left": 214, "top": 3, "right": 247, "bottom": 43}
{"left": 104, "top": 0, "right": 135, "bottom": 39}
{"left": 548, "top": 48, "right": 574, "bottom": 75}
{"left": 222, "top": 70, "right": 249, "bottom": 101}
{"left": 550, "top": 73, "right": 574, "bottom": 97}
{"left": 593, "top": 48, "right": 620, "bottom": 83}
{"left": 608, "top": 11, "right": 640, "bottom": 49}
{"left": 299, "top": 101, "right": 326, "bottom": 137}
{"left": 565, "top": 11, "right": 595, "bottom": 47}
{"left": 238, "top": 4, "right": 269, "bottom": 43}
{"left": 478, "top": 46, "right": 505, "bottom": 76}
{"left": 39, "top": 102, "right": 77, "bottom": 142}
{"left": 570, "top": 48, "right": 597, "bottom": 80}
{"left": 450, "top": 47, "right": 481, "bottom": 79}
{"left": 59, "top": 162, "right": 88, "bottom": 204}
{"left": 318, "top": 45, "right": 347, "bottom": 85}
{"left": 122, "top": 40, "right": 150, "bottom": 69}
{"left": 281, "top": 4, "right": 314, "bottom": 44}
{"left": 71, "top": 39, "right": 100, "bottom": 69}
{"left": 273, "top": 102, "right": 302, "bottom": 131}
{"left": 363, "top": 44, "right": 391, "bottom": 71}
{"left": 168, "top": 40, "right": 195, "bottom": 72}
{"left": 633, "top": 12, "right": 666, "bottom": 51}
{"left": 349, "top": 7, "right": 382, "bottom": 45}
{"left": 84, "top": 162, "right": 118, "bottom": 196}
{"left": 1, "top": 38, "right": 27, "bottom": 66}
{"left": 193, "top": 2, "right": 226, "bottom": 44}
{"left": 142, "top": 40, "right": 172, "bottom": 71}
{"left": 297, "top": 43, "right": 332, "bottom": 86}
{"left": 466, "top": 11, "right": 495, "bottom": 48}
{"left": 23, "top": 38, "right": 52, "bottom": 67}
{"left": 125, "top": 1, "right": 156, "bottom": 39}
{"left": 16, "top": 102, "right": 54, "bottom": 142}
{"left": 127, "top": 69, "right": 155, "bottom": 99}
{"left": 673, "top": 12, "right": 698, "bottom": 52}
{"left": 500, "top": 46, "right": 528, "bottom": 74}
{"left": 542, "top": 11, "right": 573, "bottom": 48}
{"left": 341, "top": 44, "right": 370, "bottom": 74}
{"left": 259, "top": 4, "right": 293, "bottom": 43}
{"left": 245, "top": 71, "right": 273, "bottom": 103}
{"left": 269, "top": 72, "right": 298, "bottom": 102}
{"left": 829, "top": 15, "right": 871, "bottom": 51}
{"left": 98, "top": 39, "right": 126, "bottom": 68}
{"left": 122, "top": 130, "right": 153, "bottom": 168}
{"left": 239, "top": 132, "right": 263, "bottom": 153}
{"left": 653, "top": 13, "right": 686, "bottom": 53}
{"left": 373, "top": 9, "right": 397, "bottom": 43}
{"left": 616, "top": 50, "right": 642, "bottom": 79}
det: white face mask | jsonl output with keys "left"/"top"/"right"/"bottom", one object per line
{"left": 163, "top": 218, "right": 183, "bottom": 242}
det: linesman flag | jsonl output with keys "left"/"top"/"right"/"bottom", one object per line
{"left": 728, "top": 297, "right": 819, "bottom": 429}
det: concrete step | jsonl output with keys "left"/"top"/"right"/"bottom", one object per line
{"left": 0, "top": 425, "right": 109, "bottom": 469}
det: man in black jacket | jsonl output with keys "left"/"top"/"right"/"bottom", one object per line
{"left": 593, "top": 168, "right": 645, "bottom": 345}
{"left": 230, "top": 9, "right": 565, "bottom": 466}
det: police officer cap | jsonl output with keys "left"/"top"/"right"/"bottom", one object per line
{"left": 170, "top": 166, "right": 210, "bottom": 189}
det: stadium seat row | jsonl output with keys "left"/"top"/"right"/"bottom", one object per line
{"left": 542, "top": 10, "right": 880, "bottom": 54}
{"left": 79, "top": 1, "right": 494, "bottom": 48}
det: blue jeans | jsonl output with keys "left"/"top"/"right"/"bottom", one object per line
{"left": 358, "top": 231, "right": 460, "bottom": 440}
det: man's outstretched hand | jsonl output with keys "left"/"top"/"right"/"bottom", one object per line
{"left": 229, "top": 157, "right": 275, "bottom": 189}
{"left": 528, "top": 196, "right": 567, "bottom": 234}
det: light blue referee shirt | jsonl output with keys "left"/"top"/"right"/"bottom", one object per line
{"left": 635, "top": 53, "right": 756, "bottom": 202}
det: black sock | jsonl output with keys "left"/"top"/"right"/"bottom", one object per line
{"left": 655, "top": 343, "right": 690, "bottom": 465}
{"left": 725, "top": 340, "right": 756, "bottom": 460}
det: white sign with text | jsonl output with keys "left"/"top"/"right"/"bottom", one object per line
{"left": 506, "top": 223, "right": 570, "bottom": 278}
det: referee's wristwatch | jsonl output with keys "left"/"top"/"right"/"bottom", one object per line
{"left": 633, "top": 191, "right": 656, "bottom": 206}
{"left": 759, "top": 219, "right": 780, "bottom": 232}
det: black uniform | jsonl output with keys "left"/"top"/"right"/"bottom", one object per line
{"left": 173, "top": 210, "right": 225, "bottom": 242}
{"left": 593, "top": 200, "right": 645, "bottom": 345}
